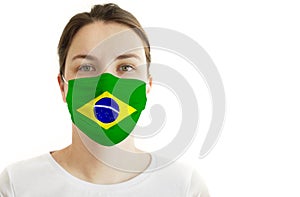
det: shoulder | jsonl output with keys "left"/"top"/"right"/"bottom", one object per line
{"left": 4, "top": 154, "right": 51, "bottom": 178}
{"left": 0, "top": 154, "right": 52, "bottom": 195}
{"left": 0, "top": 167, "right": 14, "bottom": 196}
{"left": 187, "top": 167, "right": 210, "bottom": 197}
{"left": 149, "top": 155, "right": 210, "bottom": 197}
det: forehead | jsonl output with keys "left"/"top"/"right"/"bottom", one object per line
{"left": 66, "top": 21, "right": 145, "bottom": 64}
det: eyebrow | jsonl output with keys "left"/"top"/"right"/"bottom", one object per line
{"left": 72, "top": 54, "right": 98, "bottom": 62}
{"left": 72, "top": 53, "right": 141, "bottom": 62}
{"left": 115, "top": 53, "right": 141, "bottom": 61}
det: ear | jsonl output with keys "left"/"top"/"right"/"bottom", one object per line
{"left": 57, "top": 74, "right": 67, "bottom": 103}
{"left": 146, "top": 75, "right": 152, "bottom": 94}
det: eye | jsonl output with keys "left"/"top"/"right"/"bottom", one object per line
{"left": 78, "top": 64, "right": 96, "bottom": 72}
{"left": 118, "top": 64, "right": 135, "bottom": 72}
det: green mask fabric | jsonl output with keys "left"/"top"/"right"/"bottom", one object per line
{"left": 66, "top": 73, "right": 147, "bottom": 146}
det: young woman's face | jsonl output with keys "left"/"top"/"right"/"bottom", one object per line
{"left": 59, "top": 21, "right": 151, "bottom": 101}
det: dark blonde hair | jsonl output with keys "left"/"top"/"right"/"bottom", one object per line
{"left": 58, "top": 3, "right": 151, "bottom": 77}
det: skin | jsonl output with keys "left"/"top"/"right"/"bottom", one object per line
{"left": 53, "top": 21, "right": 152, "bottom": 184}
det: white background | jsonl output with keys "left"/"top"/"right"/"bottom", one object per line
{"left": 0, "top": 0, "right": 300, "bottom": 196}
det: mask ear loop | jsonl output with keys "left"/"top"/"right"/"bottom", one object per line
{"left": 61, "top": 75, "right": 68, "bottom": 85}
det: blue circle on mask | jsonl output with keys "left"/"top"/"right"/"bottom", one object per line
{"left": 94, "top": 97, "right": 120, "bottom": 123}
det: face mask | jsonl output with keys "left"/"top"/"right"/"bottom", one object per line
{"left": 65, "top": 73, "right": 147, "bottom": 146}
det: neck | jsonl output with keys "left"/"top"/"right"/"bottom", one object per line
{"left": 51, "top": 124, "right": 151, "bottom": 184}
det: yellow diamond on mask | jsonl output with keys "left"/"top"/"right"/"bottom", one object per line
{"left": 77, "top": 91, "right": 137, "bottom": 130}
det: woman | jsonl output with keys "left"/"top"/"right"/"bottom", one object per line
{"left": 0, "top": 3, "right": 209, "bottom": 196}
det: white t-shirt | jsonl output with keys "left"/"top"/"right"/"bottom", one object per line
{"left": 0, "top": 153, "right": 209, "bottom": 197}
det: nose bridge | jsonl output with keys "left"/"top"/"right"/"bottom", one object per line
{"left": 95, "top": 60, "right": 116, "bottom": 78}
{"left": 101, "top": 61, "right": 115, "bottom": 75}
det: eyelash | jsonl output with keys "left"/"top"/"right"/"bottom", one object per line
{"left": 117, "top": 64, "right": 136, "bottom": 72}
{"left": 77, "top": 63, "right": 136, "bottom": 73}
{"left": 78, "top": 64, "right": 96, "bottom": 72}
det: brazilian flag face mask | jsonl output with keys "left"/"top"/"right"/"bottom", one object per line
{"left": 65, "top": 73, "right": 147, "bottom": 146}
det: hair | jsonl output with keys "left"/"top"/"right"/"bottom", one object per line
{"left": 58, "top": 3, "right": 151, "bottom": 78}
